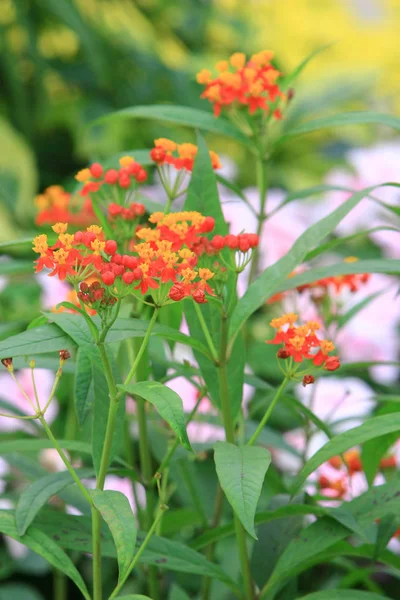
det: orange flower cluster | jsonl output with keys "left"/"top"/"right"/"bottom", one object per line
{"left": 35, "top": 185, "right": 95, "bottom": 227}
{"left": 196, "top": 50, "right": 285, "bottom": 117}
{"left": 150, "top": 138, "right": 221, "bottom": 171}
{"left": 32, "top": 212, "right": 228, "bottom": 305}
{"left": 298, "top": 273, "right": 370, "bottom": 295}
{"left": 267, "top": 313, "right": 340, "bottom": 369}
{"left": 76, "top": 156, "right": 148, "bottom": 197}
{"left": 329, "top": 449, "right": 396, "bottom": 476}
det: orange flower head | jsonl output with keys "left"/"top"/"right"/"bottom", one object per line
{"left": 154, "top": 138, "right": 177, "bottom": 153}
{"left": 75, "top": 168, "right": 91, "bottom": 182}
{"left": 33, "top": 234, "right": 49, "bottom": 255}
{"left": 196, "top": 69, "right": 212, "bottom": 84}
{"left": 52, "top": 222, "right": 68, "bottom": 234}
{"left": 230, "top": 52, "right": 246, "bottom": 69}
{"left": 199, "top": 268, "right": 214, "bottom": 281}
{"left": 87, "top": 225, "right": 102, "bottom": 235}
{"left": 119, "top": 156, "right": 135, "bottom": 167}
{"left": 91, "top": 238, "right": 106, "bottom": 255}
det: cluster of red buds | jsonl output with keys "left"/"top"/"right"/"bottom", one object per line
{"left": 35, "top": 185, "right": 96, "bottom": 227}
{"left": 75, "top": 156, "right": 148, "bottom": 197}
{"left": 108, "top": 202, "right": 146, "bottom": 221}
{"left": 77, "top": 281, "right": 117, "bottom": 311}
{"left": 268, "top": 313, "right": 340, "bottom": 370}
{"left": 211, "top": 233, "right": 259, "bottom": 252}
{"left": 196, "top": 50, "right": 286, "bottom": 117}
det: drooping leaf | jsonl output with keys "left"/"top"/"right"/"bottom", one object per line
{"left": 291, "top": 413, "right": 400, "bottom": 496}
{"left": 119, "top": 381, "right": 192, "bottom": 451}
{"left": 0, "top": 511, "right": 91, "bottom": 600}
{"left": 16, "top": 468, "right": 94, "bottom": 536}
{"left": 229, "top": 183, "right": 400, "bottom": 343}
{"left": 277, "top": 111, "right": 400, "bottom": 146}
{"left": 93, "top": 105, "right": 251, "bottom": 147}
{"left": 0, "top": 323, "right": 74, "bottom": 359}
{"left": 214, "top": 441, "right": 271, "bottom": 538}
{"left": 90, "top": 489, "right": 137, "bottom": 583}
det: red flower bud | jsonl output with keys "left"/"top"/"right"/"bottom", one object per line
{"left": 211, "top": 235, "right": 225, "bottom": 250}
{"left": 247, "top": 233, "right": 259, "bottom": 248}
{"left": 135, "top": 168, "right": 148, "bottom": 183}
{"left": 104, "top": 169, "right": 119, "bottom": 184}
{"left": 101, "top": 271, "right": 116, "bottom": 286}
{"left": 302, "top": 375, "right": 315, "bottom": 387}
{"left": 150, "top": 147, "right": 166, "bottom": 164}
{"left": 108, "top": 203, "right": 122, "bottom": 217}
{"left": 238, "top": 235, "right": 250, "bottom": 253}
{"left": 80, "top": 282, "right": 89, "bottom": 292}
{"left": 118, "top": 174, "right": 131, "bottom": 188}
{"left": 380, "top": 456, "right": 396, "bottom": 469}
{"left": 135, "top": 203, "right": 145, "bottom": 216}
{"left": 59, "top": 350, "right": 71, "bottom": 362}
{"left": 225, "top": 234, "right": 238, "bottom": 249}
{"left": 93, "top": 289, "right": 104, "bottom": 301}
{"left": 277, "top": 349, "right": 290, "bottom": 359}
{"left": 122, "top": 255, "right": 139, "bottom": 270}
{"left": 122, "top": 271, "right": 135, "bottom": 285}
{"left": 202, "top": 216, "right": 215, "bottom": 233}
{"left": 324, "top": 356, "right": 341, "bottom": 371}
{"left": 105, "top": 240, "right": 118, "bottom": 255}
{"left": 74, "top": 231, "right": 84, "bottom": 243}
{"left": 169, "top": 283, "right": 185, "bottom": 302}
{"left": 89, "top": 163, "right": 103, "bottom": 178}
{"left": 192, "top": 288, "right": 207, "bottom": 304}
{"left": 111, "top": 253, "right": 122, "bottom": 265}
{"left": 132, "top": 267, "right": 143, "bottom": 280}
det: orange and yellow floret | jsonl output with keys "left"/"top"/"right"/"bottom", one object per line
{"left": 196, "top": 50, "right": 285, "bottom": 117}
{"left": 31, "top": 211, "right": 228, "bottom": 305}
{"left": 267, "top": 313, "right": 340, "bottom": 370}
{"left": 150, "top": 138, "right": 221, "bottom": 171}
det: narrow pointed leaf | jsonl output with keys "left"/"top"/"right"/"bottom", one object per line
{"left": 291, "top": 413, "right": 400, "bottom": 496}
{"left": 214, "top": 441, "right": 271, "bottom": 538}
{"left": 0, "top": 511, "right": 91, "bottom": 600}
{"left": 118, "top": 381, "right": 192, "bottom": 451}
{"left": 91, "top": 489, "right": 137, "bottom": 583}
{"left": 0, "top": 324, "right": 74, "bottom": 359}
{"left": 298, "top": 592, "right": 389, "bottom": 600}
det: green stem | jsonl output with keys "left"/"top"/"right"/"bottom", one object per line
{"left": 39, "top": 416, "right": 92, "bottom": 505}
{"left": 193, "top": 301, "right": 219, "bottom": 363}
{"left": 91, "top": 508, "right": 102, "bottom": 600}
{"left": 53, "top": 568, "right": 67, "bottom": 600}
{"left": 134, "top": 336, "right": 161, "bottom": 600}
{"left": 218, "top": 313, "right": 255, "bottom": 600}
{"left": 247, "top": 377, "right": 288, "bottom": 446}
{"left": 201, "top": 484, "right": 225, "bottom": 600}
{"left": 248, "top": 157, "right": 268, "bottom": 283}
{"left": 109, "top": 506, "right": 167, "bottom": 600}
{"left": 117, "top": 308, "right": 159, "bottom": 398}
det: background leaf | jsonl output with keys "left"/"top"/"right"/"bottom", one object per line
{"left": 214, "top": 441, "right": 271, "bottom": 538}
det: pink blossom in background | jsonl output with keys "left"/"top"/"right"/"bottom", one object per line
{"left": 104, "top": 475, "right": 146, "bottom": 514}
{"left": 36, "top": 272, "right": 71, "bottom": 310}
{"left": 0, "top": 368, "right": 58, "bottom": 432}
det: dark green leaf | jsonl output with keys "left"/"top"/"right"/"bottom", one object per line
{"left": 0, "top": 584, "right": 45, "bottom": 600}
{"left": 291, "top": 413, "right": 400, "bottom": 496}
{"left": 119, "top": 381, "right": 192, "bottom": 452}
{"left": 298, "top": 592, "right": 389, "bottom": 600}
{"left": 214, "top": 441, "right": 271, "bottom": 538}
{"left": 91, "top": 489, "right": 137, "bottom": 583}
{"left": 0, "top": 511, "right": 91, "bottom": 600}
{"left": 0, "top": 438, "right": 91, "bottom": 455}
{"left": 0, "top": 324, "right": 74, "bottom": 359}
{"left": 93, "top": 105, "right": 251, "bottom": 147}
{"left": 374, "top": 513, "right": 400, "bottom": 560}
{"left": 16, "top": 468, "right": 94, "bottom": 535}
{"left": 74, "top": 349, "right": 95, "bottom": 426}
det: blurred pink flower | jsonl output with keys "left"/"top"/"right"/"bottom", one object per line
{"left": 36, "top": 272, "right": 71, "bottom": 310}
{"left": 104, "top": 475, "right": 146, "bottom": 514}
{"left": 0, "top": 368, "right": 58, "bottom": 431}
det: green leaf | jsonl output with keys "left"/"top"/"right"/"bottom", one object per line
{"left": 280, "top": 44, "right": 334, "bottom": 91}
{"left": 74, "top": 348, "right": 95, "bottom": 426}
{"left": 229, "top": 183, "right": 400, "bottom": 343}
{"left": 291, "top": 413, "right": 400, "bottom": 496}
{"left": 214, "top": 441, "right": 271, "bottom": 538}
{"left": 55, "top": 302, "right": 99, "bottom": 341}
{"left": 0, "top": 584, "right": 45, "bottom": 600}
{"left": 0, "top": 323, "right": 74, "bottom": 359}
{"left": 94, "top": 105, "right": 251, "bottom": 147}
{"left": 119, "top": 381, "right": 192, "bottom": 451}
{"left": 297, "top": 592, "right": 389, "bottom": 600}
{"left": 116, "top": 596, "right": 152, "bottom": 600}
{"left": 277, "top": 111, "right": 400, "bottom": 146}
{"left": 32, "top": 510, "right": 239, "bottom": 591}
{"left": 168, "top": 584, "right": 191, "bottom": 600}
{"left": 0, "top": 438, "right": 92, "bottom": 456}
{"left": 90, "top": 489, "right": 137, "bottom": 583}
{"left": 0, "top": 511, "right": 91, "bottom": 600}
{"left": 337, "top": 288, "right": 388, "bottom": 329}
{"left": 185, "top": 132, "right": 228, "bottom": 234}
{"left": 16, "top": 468, "right": 94, "bottom": 535}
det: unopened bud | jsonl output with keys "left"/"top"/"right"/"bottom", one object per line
{"left": 1, "top": 358, "right": 13, "bottom": 372}
{"left": 277, "top": 349, "right": 290, "bottom": 360}
{"left": 29, "top": 359, "right": 36, "bottom": 369}
{"left": 302, "top": 374, "right": 315, "bottom": 387}
{"left": 324, "top": 356, "right": 341, "bottom": 371}
{"left": 59, "top": 350, "right": 71, "bottom": 363}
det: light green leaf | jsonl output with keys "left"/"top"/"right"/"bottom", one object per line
{"left": 0, "top": 438, "right": 91, "bottom": 456}
{"left": 277, "top": 111, "right": 400, "bottom": 146}
{"left": 0, "top": 323, "right": 74, "bottom": 359}
{"left": 16, "top": 468, "right": 94, "bottom": 536}
{"left": 214, "top": 441, "right": 271, "bottom": 538}
{"left": 0, "top": 511, "right": 91, "bottom": 600}
{"left": 93, "top": 104, "right": 251, "bottom": 147}
{"left": 297, "top": 592, "right": 389, "bottom": 600}
{"left": 291, "top": 413, "right": 400, "bottom": 496}
{"left": 229, "top": 183, "right": 400, "bottom": 344}
{"left": 119, "top": 381, "right": 192, "bottom": 451}
{"left": 91, "top": 489, "right": 137, "bottom": 583}
{"left": 280, "top": 44, "right": 334, "bottom": 91}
